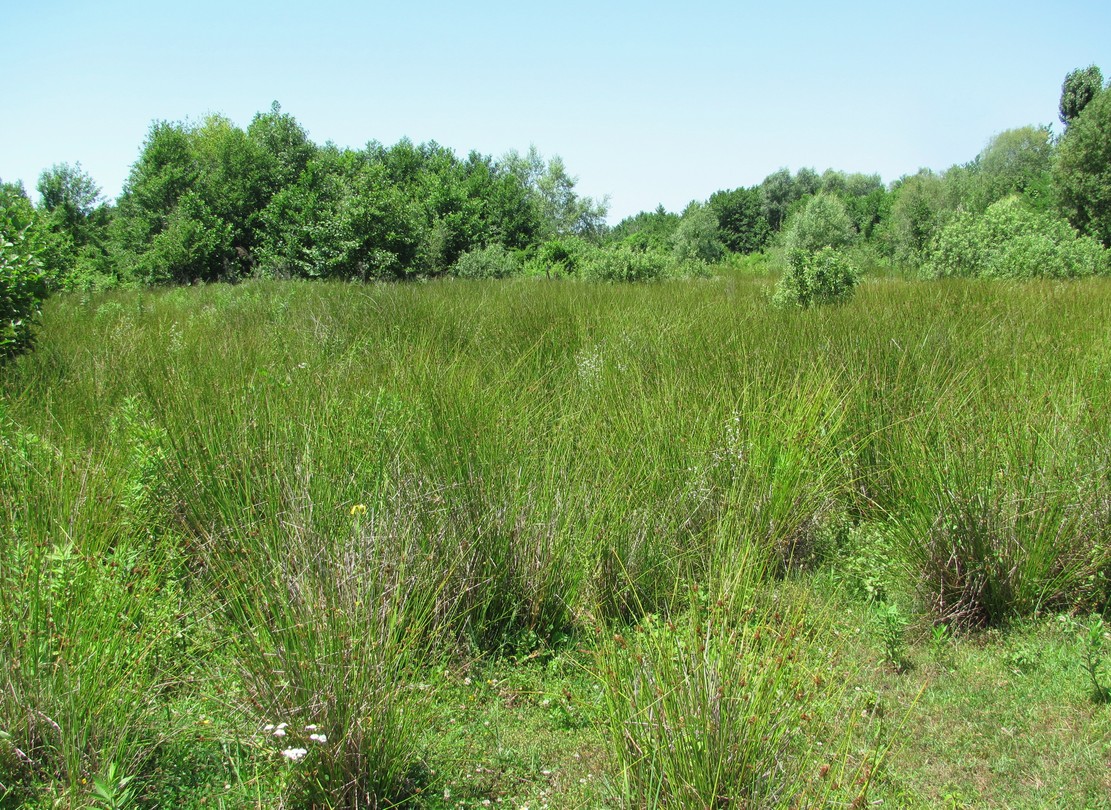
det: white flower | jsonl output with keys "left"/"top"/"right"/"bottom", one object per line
{"left": 281, "top": 747, "right": 308, "bottom": 761}
{"left": 263, "top": 724, "right": 275, "bottom": 731}
{"left": 304, "top": 724, "right": 318, "bottom": 732}
{"left": 309, "top": 733, "right": 327, "bottom": 743}
{"left": 273, "top": 727, "right": 287, "bottom": 737}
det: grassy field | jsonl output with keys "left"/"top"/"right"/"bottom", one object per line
{"left": 1, "top": 270, "right": 1109, "bottom": 808}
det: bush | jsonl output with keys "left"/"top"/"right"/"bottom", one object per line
{"left": 0, "top": 227, "right": 50, "bottom": 358}
{"left": 450, "top": 243, "right": 522, "bottom": 279}
{"left": 925, "top": 196, "right": 1108, "bottom": 279}
{"left": 580, "top": 245, "right": 677, "bottom": 282}
{"left": 773, "top": 247, "right": 861, "bottom": 308}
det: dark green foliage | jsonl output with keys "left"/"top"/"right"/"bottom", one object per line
{"left": 926, "top": 196, "right": 1108, "bottom": 279}
{"left": 109, "top": 106, "right": 575, "bottom": 283}
{"left": 111, "top": 117, "right": 267, "bottom": 283}
{"left": 535, "top": 236, "right": 591, "bottom": 277}
{"left": 1059, "top": 65, "right": 1105, "bottom": 127}
{"left": 707, "top": 186, "right": 770, "bottom": 253}
{"left": 257, "top": 147, "right": 421, "bottom": 280}
{"left": 1055, "top": 86, "right": 1111, "bottom": 247}
{"left": 36, "top": 163, "right": 115, "bottom": 291}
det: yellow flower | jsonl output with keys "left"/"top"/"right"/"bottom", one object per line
{"left": 350, "top": 503, "right": 367, "bottom": 517}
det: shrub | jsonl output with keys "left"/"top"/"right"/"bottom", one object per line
{"left": 580, "top": 245, "right": 676, "bottom": 282}
{"left": 773, "top": 246, "right": 861, "bottom": 308}
{"left": 924, "top": 196, "right": 1108, "bottom": 279}
{"left": 0, "top": 227, "right": 50, "bottom": 358}
{"left": 450, "top": 243, "right": 522, "bottom": 279}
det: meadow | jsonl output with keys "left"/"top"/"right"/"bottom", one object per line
{"left": 1, "top": 269, "right": 1109, "bottom": 808}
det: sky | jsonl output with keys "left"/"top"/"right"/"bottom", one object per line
{"left": 3, "top": 0, "right": 1110, "bottom": 223}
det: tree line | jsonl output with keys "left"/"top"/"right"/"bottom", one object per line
{"left": 2, "top": 66, "right": 1110, "bottom": 350}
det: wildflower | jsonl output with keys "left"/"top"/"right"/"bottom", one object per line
{"left": 350, "top": 503, "right": 367, "bottom": 517}
{"left": 309, "top": 733, "right": 327, "bottom": 743}
{"left": 304, "top": 724, "right": 319, "bottom": 732}
{"left": 273, "top": 727, "right": 287, "bottom": 737}
{"left": 281, "top": 747, "right": 308, "bottom": 762}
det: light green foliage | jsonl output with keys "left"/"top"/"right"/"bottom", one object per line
{"left": 670, "top": 201, "right": 725, "bottom": 264}
{"left": 970, "top": 126, "right": 1055, "bottom": 213}
{"left": 774, "top": 246, "right": 861, "bottom": 307}
{"left": 782, "top": 192, "right": 857, "bottom": 259}
{"left": 1059, "top": 64, "right": 1104, "bottom": 126}
{"left": 1054, "top": 85, "right": 1111, "bottom": 247}
{"left": 893, "top": 413, "right": 1110, "bottom": 629}
{"left": 776, "top": 194, "right": 860, "bottom": 307}
{"left": 580, "top": 244, "right": 681, "bottom": 282}
{"left": 883, "top": 170, "right": 948, "bottom": 265}
{"left": 3, "top": 277, "right": 1111, "bottom": 805}
{"left": 925, "top": 196, "right": 1108, "bottom": 279}
{"left": 1078, "top": 615, "right": 1111, "bottom": 703}
{"left": 598, "top": 573, "right": 872, "bottom": 809}
{"left": 502, "top": 146, "right": 607, "bottom": 240}
{"left": 0, "top": 184, "right": 52, "bottom": 357}
{"left": 874, "top": 602, "right": 910, "bottom": 673}
{"left": 450, "top": 243, "right": 523, "bottom": 279}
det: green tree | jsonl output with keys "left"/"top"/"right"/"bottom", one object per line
{"left": 783, "top": 193, "right": 856, "bottom": 260}
{"left": 1055, "top": 86, "right": 1111, "bottom": 246}
{"left": 970, "top": 126, "right": 1054, "bottom": 213}
{"left": 707, "top": 187, "right": 769, "bottom": 253}
{"left": 671, "top": 201, "right": 725, "bottom": 264}
{"left": 37, "top": 163, "right": 115, "bottom": 289}
{"left": 883, "top": 170, "right": 948, "bottom": 265}
{"left": 608, "top": 205, "right": 680, "bottom": 251}
{"left": 760, "top": 168, "right": 795, "bottom": 232}
{"left": 776, "top": 194, "right": 860, "bottom": 307}
{"left": 1060, "top": 65, "right": 1105, "bottom": 127}
{"left": 503, "top": 147, "right": 607, "bottom": 240}
{"left": 37, "top": 163, "right": 102, "bottom": 239}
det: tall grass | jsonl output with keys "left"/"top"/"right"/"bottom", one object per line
{"left": 0, "top": 274, "right": 1108, "bottom": 804}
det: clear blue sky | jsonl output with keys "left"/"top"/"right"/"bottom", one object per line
{"left": 3, "top": 0, "right": 1109, "bottom": 222}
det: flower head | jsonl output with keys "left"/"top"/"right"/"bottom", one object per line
{"left": 281, "top": 747, "right": 308, "bottom": 762}
{"left": 350, "top": 503, "right": 367, "bottom": 517}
